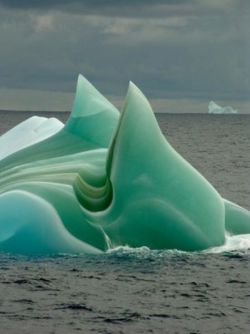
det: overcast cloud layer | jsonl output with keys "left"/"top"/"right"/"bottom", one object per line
{"left": 0, "top": 0, "right": 249, "bottom": 112}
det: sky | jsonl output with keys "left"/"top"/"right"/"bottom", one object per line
{"left": 0, "top": 0, "right": 249, "bottom": 113}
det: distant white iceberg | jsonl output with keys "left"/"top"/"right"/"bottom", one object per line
{"left": 208, "top": 101, "right": 238, "bottom": 114}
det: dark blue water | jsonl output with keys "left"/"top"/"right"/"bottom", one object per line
{"left": 0, "top": 112, "right": 249, "bottom": 333}
{"left": 0, "top": 249, "right": 249, "bottom": 334}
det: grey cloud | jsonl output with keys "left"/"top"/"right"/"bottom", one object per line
{"left": 0, "top": 0, "right": 247, "bottom": 19}
{"left": 0, "top": 1, "right": 249, "bottom": 104}
{"left": 0, "top": 0, "right": 193, "bottom": 15}
{"left": 0, "top": 0, "right": 189, "bottom": 8}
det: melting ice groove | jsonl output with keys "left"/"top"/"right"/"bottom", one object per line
{"left": 0, "top": 74, "right": 249, "bottom": 255}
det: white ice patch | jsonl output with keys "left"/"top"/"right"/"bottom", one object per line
{"left": 206, "top": 233, "right": 250, "bottom": 253}
{"left": 0, "top": 116, "right": 64, "bottom": 160}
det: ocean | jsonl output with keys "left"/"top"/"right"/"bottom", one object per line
{"left": 0, "top": 111, "right": 249, "bottom": 334}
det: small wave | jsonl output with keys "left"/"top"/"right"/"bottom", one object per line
{"left": 107, "top": 235, "right": 250, "bottom": 259}
{"left": 2, "top": 234, "right": 249, "bottom": 262}
{"left": 107, "top": 245, "right": 190, "bottom": 260}
{"left": 205, "top": 233, "right": 250, "bottom": 254}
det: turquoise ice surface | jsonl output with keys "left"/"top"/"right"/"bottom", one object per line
{"left": 0, "top": 75, "right": 249, "bottom": 255}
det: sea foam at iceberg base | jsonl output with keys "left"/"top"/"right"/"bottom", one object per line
{"left": 0, "top": 75, "right": 249, "bottom": 255}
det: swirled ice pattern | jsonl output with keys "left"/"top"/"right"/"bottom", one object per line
{"left": 0, "top": 75, "right": 249, "bottom": 255}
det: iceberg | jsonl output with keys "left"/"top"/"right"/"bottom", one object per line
{"left": 0, "top": 75, "right": 249, "bottom": 255}
{"left": 208, "top": 101, "right": 238, "bottom": 114}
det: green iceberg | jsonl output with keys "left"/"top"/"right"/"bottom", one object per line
{"left": 0, "top": 75, "right": 249, "bottom": 255}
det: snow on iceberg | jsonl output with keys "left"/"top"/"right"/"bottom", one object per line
{"left": 208, "top": 101, "right": 238, "bottom": 114}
